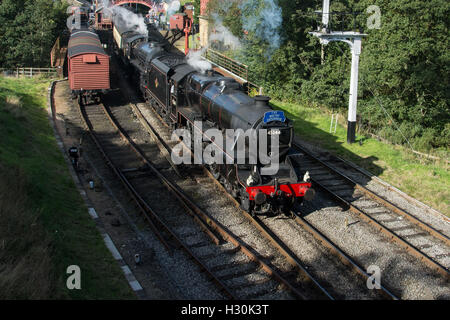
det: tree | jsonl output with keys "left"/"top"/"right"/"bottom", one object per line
{"left": 207, "top": 0, "right": 450, "bottom": 150}
{"left": 0, "top": 0, "right": 68, "bottom": 68}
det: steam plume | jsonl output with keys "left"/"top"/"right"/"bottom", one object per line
{"left": 186, "top": 49, "right": 212, "bottom": 74}
{"left": 101, "top": 0, "right": 148, "bottom": 35}
{"left": 239, "top": 0, "right": 282, "bottom": 59}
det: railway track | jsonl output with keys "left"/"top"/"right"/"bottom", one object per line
{"left": 128, "top": 95, "right": 448, "bottom": 298}
{"left": 292, "top": 142, "right": 450, "bottom": 279}
{"left": 79, "top": 101, "right": 236, "bottom": 299}
{"left": 77, "top": 89, "right": 337, "bottom": 299}
{"left": 128, "top": 98, "right": 397, "bottom": 299}
{"left": 86, "top": 55, "right": 447, "bottom": 299}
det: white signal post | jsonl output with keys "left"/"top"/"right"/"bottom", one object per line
{"left": 311, "top": 0, "right": 367, "bottom": 144}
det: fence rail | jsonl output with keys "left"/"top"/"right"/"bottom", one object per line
{"left": 0, "top": 67, "right": 61, "bottom": 78}
{"left": 202, "top": 49, "right": 263, "bottom": 95}
{"left": 204, "top": 49, "right": 248, "bottom": 81}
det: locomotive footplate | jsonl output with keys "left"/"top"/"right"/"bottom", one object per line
{"left": 236, "top": 155, "right": 315, "bottom": 215}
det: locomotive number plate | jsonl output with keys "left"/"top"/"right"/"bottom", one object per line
{"left": 263, "top": 111, "right": 286, "bottom": 123}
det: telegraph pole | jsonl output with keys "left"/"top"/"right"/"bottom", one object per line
{"left": 320, "top": 0, "right": 330, "bottom": 64}
{"left": 311, "top": 0, "right": 366, "bottom": 144}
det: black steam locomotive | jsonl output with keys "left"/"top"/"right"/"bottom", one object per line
{"left": 112, "top": 18, "right": 314, "bottom": 215}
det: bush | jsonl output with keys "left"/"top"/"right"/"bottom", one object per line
{"left": 208, "top": 0, "right": 450, "bottom": 152}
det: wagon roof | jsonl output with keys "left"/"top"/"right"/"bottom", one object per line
{"left": 68, "top": 30, "right": 107, "bottom": 58}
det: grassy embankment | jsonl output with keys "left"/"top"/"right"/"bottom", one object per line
{"left": 271, "top": 100, "right": 449, "bottom": 217}
{"left": 0, "top": 76, "right": 135, "bottom": 299}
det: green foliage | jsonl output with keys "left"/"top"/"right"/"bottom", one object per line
{"left": 207, "top": 0, "right": 243, "bottom": 36}
{"left": 355, "top": 0, "right": 450, "bottom": 150}
{"left": 0, "top": 0, "right": 68, "bottom": 68}
{"left": 0, "top": 76, "right": 136, "bottom": 299}
{"left": 193, "top": 0, "right": 201, "bottom": 24}
{"left": 208, "top": 0, "right": 450, "bottom": 151}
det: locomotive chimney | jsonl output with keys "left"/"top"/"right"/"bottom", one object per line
{"left": 254, "top": 95, "right": 271, "bottom": 108}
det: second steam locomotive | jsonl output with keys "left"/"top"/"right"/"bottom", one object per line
{"left": 111, "top": 15, "right": 314, "bottom": 215}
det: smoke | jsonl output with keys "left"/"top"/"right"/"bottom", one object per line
{"left": 187, "top": 49, "right": 212, "bottom": 74}
{"left": 100, "top": 0, "right": 148, "bottom": 35}
{"left": 205, "top": 0, "right": 283, "bottom": 60}
{"left": 185, "top": 14, "right": 241, "bottom": 74}
{"left": 209, "top": 14, "right": 242, "bottom": 50}
{"left": 239, "top": 0, "right": 283, "bottom": 59}
{"left": 166, "top": 0, "right": 181, "bottom": 16}
{"left": 152, "top": 0, "right": 181, "bottom": 17}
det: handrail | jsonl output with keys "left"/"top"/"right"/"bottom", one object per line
{"left": 204, "top": 48, "right": 249, "bottom": 81}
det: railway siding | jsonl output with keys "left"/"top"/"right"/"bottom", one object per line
{"left": 292, "top": 142, "right": 450, "bottom": 273}
{"left": 132, "top": 94, "right": 449, "bottom": 299}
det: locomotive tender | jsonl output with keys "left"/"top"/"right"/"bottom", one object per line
{"left": 112, "top": 18, "right": 314, "bottom": 215}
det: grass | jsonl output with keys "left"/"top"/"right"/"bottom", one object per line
{"left": 271, "top": 100, "right": 450, "bottom": 217}
{"left": 0, "top": 76, "right": 135, "bottom": 299}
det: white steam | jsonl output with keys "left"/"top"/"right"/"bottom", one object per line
{"left": 209, "top": 14, "right": 242, "bottom": 50}
{"left": 154, "top": 0, "right": 181, "bottom": 17}
{"left": 101, "top": 0, "right": 148, "bottom": 35}
{"left": 185, "top": 14, "right": 241, "bottom": 73}
{"left": 185, "top": 12, "right": 242, "bottom": 73}
{"left": 187, "top": 49, "right": 212, "bottom": 74}
{"left": 166, "top": 0, "right": 181, "bottom": 16}
{"left": 239, "top": 0, "right": 283, "bottom": 58}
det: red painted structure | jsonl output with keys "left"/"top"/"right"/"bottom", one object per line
{"left": 170, "top": 13, "right": 185, "bottom": 30}
{"left": 68, "top": 30, "right": 110, "bottom": 102}
{"left": 112, "top": 0, "right": 155, "bottom": 8}
{"left": 169, "top": 13, "right": 193, "bottom": 55}
{"left": 200, "top": 0, "right": 209, "bottom": 15}
{"left": 246, "top": 183, "right": 312, "bottom": 201}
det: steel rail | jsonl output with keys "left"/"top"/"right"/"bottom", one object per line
{"left": 202, "top": 169, "right": 335, "bottom": 300}
{"left": 294, "top": 142, "right": 450, "bottom": 246}
{"left": 78, "top": 103, "right": 171, "bottom": 252}
{"left": 204, "top": 165, "right": 397, "bottom": 300}
{"left": 100, "top": 103, "right": 223, "bottom": 246}
{"left": 205, "top": 159, "right": 398, "bottom": 299}
{"left": 139, "top": 102, "right": 400, "bottom": 300}
{"left": 128, "top": 104, "right": 182, "bottom": 178}
{"left": 291, "top": 211, "right": 399, "bottom": 300}
{"left": 99, "top": 102, "right": 313, "bottom": 300}
{"left": 293, "top": 142, "right": 450, "bottom": 279}
{"left": 78, "top": 102, "right": 237, "bottom": 299}
{"left": 323, "top": 152, "right": 450, "bottom": 223}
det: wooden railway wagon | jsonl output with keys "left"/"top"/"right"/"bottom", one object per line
{"left": 68, "top": 29, "right": 110, "bottom": 105}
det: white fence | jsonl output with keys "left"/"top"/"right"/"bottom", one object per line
{"left": 0, "top": 67, "right": 61, "bottom": 78}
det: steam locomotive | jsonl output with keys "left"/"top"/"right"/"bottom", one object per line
{"left": 112, "top": 18, "right": 314, "bottom": 215}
